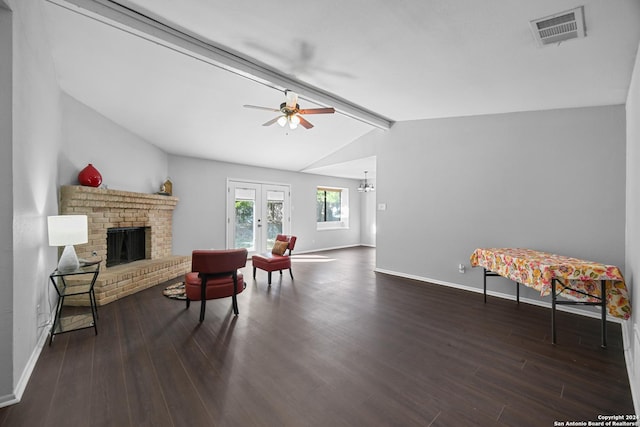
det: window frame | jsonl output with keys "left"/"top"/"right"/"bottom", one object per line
{"left": 316, "top": 186, "right": 349, "bottom": 230}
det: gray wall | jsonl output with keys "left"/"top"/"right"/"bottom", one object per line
{"left": 57, "top": 96, "right": 365, "bottom": 255}
{"left": 2, "top": 0, "right": 62, "bottom": 406}
{"left": 375, "top": 106, "right": 626, "bottom": 305}
{"left": 59, "top": 93, "right": 168, "bottom": 193}
{"left": 2, "top": 0, "right": 636, "bottom": 411}
{"left": 1, "top": 4, "right": 171, "bottom": 406}
{"left": 625, "top": 40, "right": 640, "bottom": 412}
{"left": 360, "top": 189, "right": 376, "bottom": 247}
{"left": 169, "top": 155, "right": 362, "bottom": 255}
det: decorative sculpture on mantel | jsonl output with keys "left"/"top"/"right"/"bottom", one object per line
{"left": 78, "top": 163, "right": 102, "bottom": 187}
{"left": 160, "top": 178, "right": 172, "bottom": 196}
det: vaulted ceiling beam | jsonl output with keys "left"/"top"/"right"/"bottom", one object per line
{"left": 46, "top": 0, "right": 394, "bottom": 130}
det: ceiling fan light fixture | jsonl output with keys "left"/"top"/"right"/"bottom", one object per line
{"left": 244, "top": 90, "right": 335, "bottom": 130}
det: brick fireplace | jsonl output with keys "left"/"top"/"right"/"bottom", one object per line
{"left": 59, "top": 185, "right": 190, "bottom": 305}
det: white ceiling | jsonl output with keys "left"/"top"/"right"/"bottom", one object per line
{"left": 43, "top": 0, "right": 640, "bottom": 179}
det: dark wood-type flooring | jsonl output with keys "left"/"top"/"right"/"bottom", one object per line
{"left": 0, "top": 247, "right": 635, "bottom": 426}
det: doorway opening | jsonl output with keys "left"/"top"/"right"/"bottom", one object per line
{"left": 227, "top": 180, "right": 291, "bottom": 255}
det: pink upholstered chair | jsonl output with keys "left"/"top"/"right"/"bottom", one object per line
{"left": 251, "top": 234, "right": 297, "bottom": 285}
{"left": 184, "top": 248, "right": 248, "bottom": 322}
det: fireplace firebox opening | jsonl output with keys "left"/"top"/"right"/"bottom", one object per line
{"left": 107, "top": 227, "right": 149, "bottom": 267}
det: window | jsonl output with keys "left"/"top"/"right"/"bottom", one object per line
{"left": 316, "top": 187, "right": 349, "bottom": 229}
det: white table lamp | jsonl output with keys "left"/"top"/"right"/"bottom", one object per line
{"left": 48, "top": 215, "right": 88, "bottom": 272}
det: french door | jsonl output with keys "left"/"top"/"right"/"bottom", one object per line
{"left": 226, "top": 180, "right": 291, "bottom": 255}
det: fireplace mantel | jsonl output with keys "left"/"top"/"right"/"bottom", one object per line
{"left": 59, "top": 185, "right": 190, "bottom": 305}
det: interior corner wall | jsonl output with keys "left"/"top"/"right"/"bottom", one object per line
{"left": 168, "top": 155, "right": 361, "bottom": 255}
{"left": 0, "top": 0, "right": 14, "bottom": 403}
{"left": 59, "top": 93, "right": 169, "bottom": 194}
{"left": 360, "top": 189, "right": 376, "bottom": 247}
{"left": 303, "top": 128, "right": 383, "bottom": 171}
{"left": 5, "top": 0, "right": 63, "bottom": 406}
{"left": 375, "top": 106, "right": 626, "bottom": 312}
{"left": 625, "top": 41, "right": 640, "bottom": 413}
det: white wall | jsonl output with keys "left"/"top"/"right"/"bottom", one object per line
{"left": 169, "top": 155, "right": 362, "bottom": 255}
{"left": 59, "top": 93, "right": 168, "bottom": 194}
{"left": 375, "top": 106, "right": 626, "bottom": 307}
{"left": 625, "top": 41, "right": 640, "bottom": 412}
{"left": 2, "top": 0, "right": 63, "bottom": 407}
{"left": 0, "top": 0, "right": 14, "bottom": 401}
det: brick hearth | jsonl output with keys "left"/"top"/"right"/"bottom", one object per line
{"left": 59, "top": 185, "right": 190, "bottom": 306}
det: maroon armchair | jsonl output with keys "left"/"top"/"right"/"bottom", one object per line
{"left": 184, "top": 248, "right": 248, "bottom": 322}
{"left": 251, "top": 234, "right": 297, "bottom": 285}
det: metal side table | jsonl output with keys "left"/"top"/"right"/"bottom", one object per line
{"left": 48, "top": 261, "right": 100, "bottom": 346}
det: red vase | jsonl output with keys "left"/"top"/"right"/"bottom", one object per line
{"left": 78, "top": 163, "right": 102, "bottom": 187}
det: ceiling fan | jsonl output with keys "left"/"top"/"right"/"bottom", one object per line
{"left": 243, "top": 90, "right": 335, "bottom": 129}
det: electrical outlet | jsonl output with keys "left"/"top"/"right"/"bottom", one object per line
{"left": 458, "top": 263, "right": 465, "bottom": 274}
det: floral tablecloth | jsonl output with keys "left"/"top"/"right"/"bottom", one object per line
{"left": 470, "top": 248, "right": 631, "bottom": 320}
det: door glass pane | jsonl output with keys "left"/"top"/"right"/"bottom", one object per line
{"left": 228, "top": 181, "right": 290, "bottom": 253}
{"left": 266, "top": 190, "right": 284, "bottom": 248}
{"left": 235, "top": 188, "right": 256, "bottom": 250}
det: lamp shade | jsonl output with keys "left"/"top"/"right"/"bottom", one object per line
{"left": 48, "top": 215, "right": 88, "bottom": 272}
{"left": 47, "top": 215, "right": 88, "bottom": 246}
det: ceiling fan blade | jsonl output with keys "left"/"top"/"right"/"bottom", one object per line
{"left": 262, "top": 116, "right": 281, "bottom": 126}
{"left": 244, "top": 104, "right": 280, "bottom": 112}
{"left": 298, "top": 115, "right": 314, "bottom": 129}
{"left": 285, "top": 90, "right": 298, "bottom": 109}
{"left": 298, "top": 107, "right": 335, "bottom": 115}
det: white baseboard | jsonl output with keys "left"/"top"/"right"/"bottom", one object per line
{"left": 0, "top": 322, "right": 50, "bottom": 408}
{"left": 373, "top": 268, "right": 624, "bottom": 323}
{"left": 623, "top": 324, "right": 640, "bottom": 416}
{"left": 293, "top": 244, "right": 363, "bottom": 254}
{"left": 0, "top": 392, "right": 16, "bottom": 408}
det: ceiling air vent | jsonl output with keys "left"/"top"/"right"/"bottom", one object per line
{"left": 530, "top": 6, "right": 585, "bottom": 47}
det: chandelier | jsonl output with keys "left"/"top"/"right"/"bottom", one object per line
{"left": 357, "top": 171, "right": 375, "bottom": 193}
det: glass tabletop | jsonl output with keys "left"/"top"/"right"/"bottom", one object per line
{"left": 51, "top": 260, "right": 100, "bottom": 277}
